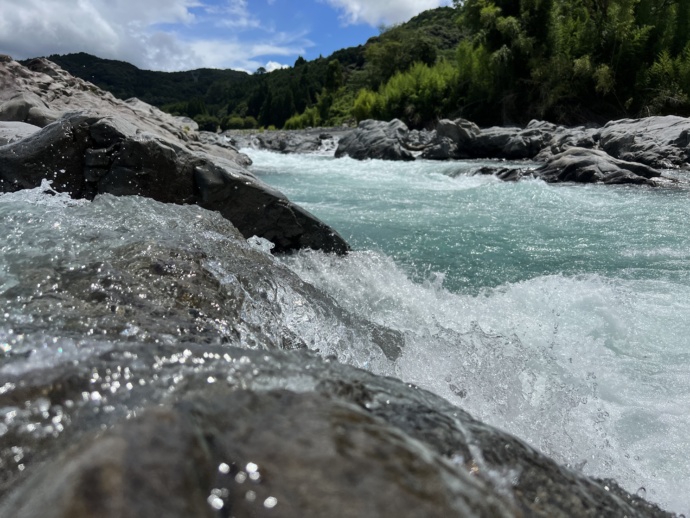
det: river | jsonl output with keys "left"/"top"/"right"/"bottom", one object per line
{"left": 248, "top": 148, "right": 690, "bottom": 514}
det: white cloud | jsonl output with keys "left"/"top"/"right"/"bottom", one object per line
{"left": 0, "top": 0, "right": 308, "bottom": 71}
{"left": 0, "top": 0, "right": 202, "bottom": 70}
{"left": 324, "top": 0, "right": 453, "bottom": 26}
{"left": 265, "top": 61, "right": 289, "bottom": 72}
{"left": 208, "top": 0, "right": 261, "bottom": 29}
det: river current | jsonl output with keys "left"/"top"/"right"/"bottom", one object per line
{"left": 0, "top": 147, "right": 688, "bottom": 514}
{"left": 247, "top": 148, "right": 690, "bottom": 514}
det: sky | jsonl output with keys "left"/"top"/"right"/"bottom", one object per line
{"left": 0, "top": 0, "right": 453, "bottom": 73}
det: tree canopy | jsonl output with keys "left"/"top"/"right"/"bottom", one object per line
{"left": 45, "top": 2, "right": 690, "bottom": 129}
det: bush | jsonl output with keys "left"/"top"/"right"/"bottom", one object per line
{"left": 221, "top": 116, "right": 245, "bottom": 130}
{"left": 194, "top": 114, "right": 220, "bottom": 132}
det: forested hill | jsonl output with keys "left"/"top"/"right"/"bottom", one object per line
{"left": 41, "top": 2, "right": 690, "bottom": 129}
{"left": 41, "top": 6, "right": 462, "bottom": 131}
{"left": 44, "top": 52, "right": 249, "bottom": 107}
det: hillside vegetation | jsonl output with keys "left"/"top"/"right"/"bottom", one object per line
{"left": 46, "top": 2, "right": 690, "bottom": 129}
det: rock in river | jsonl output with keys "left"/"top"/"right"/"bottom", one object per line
{"left": 0, "top": 56, "right": 348, "bottom": 254}
{"left": 335, "top": 119, "right": 416, "bottom": 161}
{"left": 534, "top": 147, "right": 663, "bottom": 185}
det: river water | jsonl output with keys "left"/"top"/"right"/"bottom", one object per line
{"left": 248, "top": 148, "right": 690, "bottom": 514}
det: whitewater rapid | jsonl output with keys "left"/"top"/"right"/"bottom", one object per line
{"left": 248, "top": 149, "right": 690, "bottom": 514}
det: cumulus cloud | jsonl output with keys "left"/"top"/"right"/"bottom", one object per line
{"left": 324, "top": 0, "right": 453, "bottom": 26}
{"left": 0, "top": 0, "right": 308, "bottom": 71}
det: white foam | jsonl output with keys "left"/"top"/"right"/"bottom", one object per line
{"left": 279, "top": 249, "right": 690, "bottom": 513}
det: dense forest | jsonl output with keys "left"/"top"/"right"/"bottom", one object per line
{"left": 45, "top": 1, "right": 690, "bottom": 129}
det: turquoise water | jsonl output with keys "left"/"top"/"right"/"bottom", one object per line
{"left": 248, "top": 149, "right": 690, "bottom": 514}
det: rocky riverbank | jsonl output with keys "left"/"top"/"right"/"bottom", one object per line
{"left": 0, "top": 56, "right": 678, "bottom": 517}
{"left": 234, "top": 116, "right": 690, "bottom": 186}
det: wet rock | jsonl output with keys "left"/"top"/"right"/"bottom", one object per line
{"left": 422, "top": 118, "right": 478, "bottom": 159}
{"left": 0, "top": 58, "right": 350, "bottom": 253}
{"left": 469, "top": 166, "right": 532, "bottom": 182}
{"left": 0, "top": 345, "right": 673, "bottom": 518}
{"left": 599, "top": 116, "right": 690, "bottom": 168}
{"left": 335, "top": 119, "right": 415, "bottom": 161}
{"left": 533, "top": 148, "right": 662, "bottom": 185}
{"left": 533, "top": 125, "right": 599, "bottom": 162}
{"left": 0, "top": 120, "right": 41, "bottom": 145}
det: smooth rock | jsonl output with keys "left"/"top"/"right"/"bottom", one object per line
{"left": 534, "top": 147, "right": 662, "bottom": 185}
{"left": 335, "top": 119, "right": 415, "bottom": 161}
{"left": 599, "top": 116, "right": 690, "bottom": 168}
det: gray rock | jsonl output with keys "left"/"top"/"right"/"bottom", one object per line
{"left": 436, "top": 118, "right": 480, "bottom": 144}
{"left": 0, "top": 113, "right": 349, "bottom": 253}
{"left": 403, "top": 128, "right": 437, "bottom": 151}
{"left": 534, "top": 147, "right": 663, "bottom": 185}
{"left": 0, "top": 120, "right": 40, "bottom": 145}
{"left": 534, "top": 126, "right": 599, "bottom": 162}
{"left": 0, "top": 58, "right": 348, "bottom": 254}
{"left": 0, "top": 91, "right": 59, "bottom": 126}
{"left": 424, "top": 119, "right": 600, "bottom": 162}
{"left": 599, "top": 116, "right": 690, "bottom": 168}
{"left": 0, "top": 344, "right": 671, "bottom": 518}
{"left": 335, "top": 119, "right": 415, "bottom": 161}
{"left": 422, "top": 119, "right": 478, "bottom": 159}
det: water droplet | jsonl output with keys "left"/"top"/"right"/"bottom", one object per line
{"left": 207, "top": 495, "right": 224, "bottom": 510}
{"left": 246, "top": 462, "right": 258, "bottom": 473}
{"left": 636, "top": 487, "right": 646, "bottom": 498}
{"left": 264, "top": 496, "right": 278, "bottom": 509}
{"left": 218, "top": 463, "right": 230, "bottom": 474}
{"left": 245, "top": 490, "right": 256, "bottom": 502}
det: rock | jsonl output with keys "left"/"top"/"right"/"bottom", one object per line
{"left": 599, "top": 116, "right": 690, "bottom": 168}
{"left": 424, "top": 119, "right": 600, "bottom": 162}
{"left": 534, "top": 147, "right": 663, "bottom": 185}
{"left": 225, "top": 129, "right": 348, "bottom": 156}
{"left": 422, "top": 136, "right": 459, "bottom": 160}
{"left": 335, "top": 119, "right": 415, "bottom": 161}
{"left": 0, "top": 113, "right": 349, "bottom": 253}
{"left": 469, "top": 165, "right": 532, "bottom": 182}
{"left": 534, "top": 126, "right": 599, "bottom": 162}
{"left": 0, "top": 91, "right": 59, "bottom": 126}
{"left": 0, "top": 57, "right": 349, "bottom": 254}
{"left": 0, "top": 344, "right": 672, "bottom": 518}
{"left": 437, "top": 118, "right": 480, "bottom": 143}
{"left": 404, "top": 128, "right": 437, "bottom": 151}
{"left": 0, "top": 120, "right": 40, "bottom": 145}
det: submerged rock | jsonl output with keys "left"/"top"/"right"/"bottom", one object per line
{"left": 0, "top": 57, "right": 348, "bottom": 254}
{"left": 335, "top": 119, "right": 415, "bottom": 161}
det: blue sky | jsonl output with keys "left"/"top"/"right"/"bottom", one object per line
{"left": 0, "top": 0, "right": 453, "bottom": 72}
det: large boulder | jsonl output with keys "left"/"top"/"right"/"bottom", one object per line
{"left": 0, "top": 343, "right": 672, "bottom": 518}
{"left": 0, "top": 57, "right": 349, "bottom": 254}
{"left": 423, "top": 119, "right": 599, "bottom": 162}
{"left": 0, "top": 113, "right": 349, "bottom": 253}
{"left": 534, "top": 147, "right": 663, "bottom": 185}
{"left": 599, "top": 116, "right": 690, "bottom": 168}
{"left": 335, "top": 119, "right": 415, "bottom": 161}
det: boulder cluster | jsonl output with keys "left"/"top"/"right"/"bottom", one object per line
{"left": 331, "top": 117, "right": 690, "bottom": 186}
